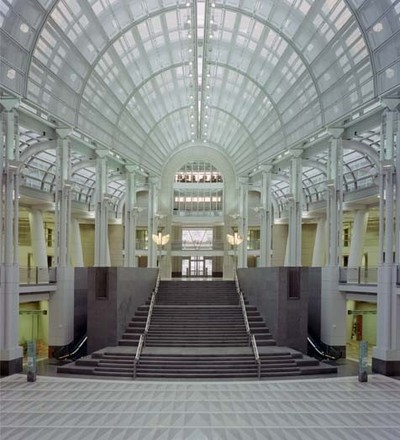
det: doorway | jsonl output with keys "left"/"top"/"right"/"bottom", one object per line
{"left": 182, "top": 256, "right": 213, "bottom": 277}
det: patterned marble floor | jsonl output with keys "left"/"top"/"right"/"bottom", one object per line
{"left": 1, "top": 374, "right": 400, "bottom": 440}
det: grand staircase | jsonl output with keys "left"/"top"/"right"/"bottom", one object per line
{"left": 58, "top": 280, "right": 337, "bottom": 379}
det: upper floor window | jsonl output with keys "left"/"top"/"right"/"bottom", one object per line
{"left": 174, "top": 161, "right": 223, "bottom": 184}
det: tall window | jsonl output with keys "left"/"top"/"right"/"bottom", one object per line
{"left": 182, "top": 229, "right": 213, "bottom": 250}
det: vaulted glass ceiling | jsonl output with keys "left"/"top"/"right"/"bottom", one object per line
{"left": 1, "top": 0, "right": 400, "bottom": 177}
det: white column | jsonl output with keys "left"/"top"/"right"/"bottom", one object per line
{"left": 260, "top": 166, "right": 273, "bottom": 267}
{"left": 312, "top": 217, "right": 326, "bottom": 267}
{"left": 321, "top": 128, "right": 346, "bottom": 352}
{"left": 0, "top": 97, "right": 23, "bottom": 374}
{"left": 287, "top": 149, "right": 302, "bottom": 266}
{"left": 348, "top": 209, "right": 369, "bottom": 268}
{"left": 147, "top": 177, "right": 159, "bottom": 268}
{"left": 54, "top": 128, "right": 72, "bottom": 267}
{"left": 29, "top": 209, "right": 49, "bottom": 282}
{"left": 238, "top": 177, "right": 248, "bottom": 268}
{"left": 124, "top": 166, "right": 137, "bottom": 267}
{"left": 94, "top": 150, "right": 109, "bottom": 267}
{"left": 373, "top": 98, "right": 400, "bottom": 374}
{"left": 326, "top": 128, "right": 344, "bottom": 266}
{"left": 50, "top": 128, "right": 74, "bottom": 351}
{"left": 71, "top": 218, "right": 84, "bottom": 267}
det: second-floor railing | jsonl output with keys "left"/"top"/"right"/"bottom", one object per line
{"left": 339, "top": 267, "right": 378, "bottom": 284}
{"left": 19, "top": 267, "right": 57, "bottom": 285}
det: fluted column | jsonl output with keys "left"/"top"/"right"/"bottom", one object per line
{"left": 260, "top": 166, "right": 273, "bottom": 267}
{"left": 94, "top": 150, "right": 109, "bottom": 267}
{"left": 326, "top": 128, "right": 344, "bottom": 266}
{"left": 287, "top": 149, "right": 302, "bottom": 266}
{"left": 49, "top": 128, "right": 74, "bottom": 354}
{"left": 54, "top": 128, "right": 72, "bottom": 267}
{"left": 29, "top": 209, "right": 49, "bottom": 282}
{"left": 71, "top": 218, "right": 84, "bottom": 267}
{"left": 373, "top": 98, "right": 400, "bottom": 375}
{"left": 124, "top": 166, "right": 137, "bottom": 267}
{"left": 148, "top": 177, "right": 159, "bottom": 268}
{"left": 0, "top": 97, "right": 23, "bottom": 375}
{"left": 321, "top": 128, "right": 346, "bottom": 355}
{"left": 238, "top": 177, "right": 248, "bottom": 268}
{"left": 348, "top": 209, "right": 369, "bottom": 268}
{"left": 312, "top": 216, "right": 326, "bottom": 267}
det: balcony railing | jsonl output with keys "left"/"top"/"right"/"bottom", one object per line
{"left": 339, "top": 267, "right": 378, "bottom": 284}
{"left": 19, "top": 267, "right": 57, "bottom": 285}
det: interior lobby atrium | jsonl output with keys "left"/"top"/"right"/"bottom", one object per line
{"left": 1, "top": 0, "right": 400, "bottom": 438}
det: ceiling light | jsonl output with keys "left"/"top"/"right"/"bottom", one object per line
{"left": 373, "top": 22, "right": 383, "bottom": 32}
{"left": 189, "top": 48, "right": 193, "bottom": 53}
{"left": 211, "top": 2, "right": 216, "bottom": 7}
{"left": 7, "top": 69, "right": 16, "bottom": 80}
{"left": 186, "top": 1, "right": 190, "bottom": 6}
{"left": 206, "top": 84, "right": 210, "bottom": 89}
{"left": 188, "top": 33, "right": 192, "bottom": 39}
{"left": 20, "top": 23, "right": 29, "bottom": 33}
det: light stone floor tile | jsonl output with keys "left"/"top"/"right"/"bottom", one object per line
{"left": 1, "top": 374, "right": 400, "bottom": 439}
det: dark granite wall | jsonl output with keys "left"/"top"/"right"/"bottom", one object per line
{"left": 237, "top": 267, "right": 321, "bottom": 353}
{"left": 76, "top": 267, "right": 158, "bottom": 353}
{"left": 74, "top": 268, "right": 88, "bottom": 339}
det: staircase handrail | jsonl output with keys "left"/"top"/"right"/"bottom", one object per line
{"left": 133, "top": 273, "right": 160, "bottom": 379}
{"left": 251, "top": 334, "right": 261, "bottom": 379}
{"left": 144, "top": 273, "right": 160, "bottom": 336}
{"left": 234, "top": 270, "right": 251, "bottom": 339}
{"left": 133, "top": 334, "right": 144, "bottom": 379}
{"left": 235, "top": 270, "right": 261, "bottom": 379}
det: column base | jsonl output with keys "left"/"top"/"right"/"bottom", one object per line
{"left": 0, "top": 357, "right": 23, "bottom": 376}
{"left": 372, "top": 348, "right": 400, "bottom": 375}
{"left": 372, "top": 358, "right": 400, "bottom": 376}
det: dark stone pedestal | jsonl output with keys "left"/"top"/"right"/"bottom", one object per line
{"left": 372, "top": 357, "right": 400, "bottom": 376}
{"left": 0, "top": 357, "right": 23, "bottom": 376}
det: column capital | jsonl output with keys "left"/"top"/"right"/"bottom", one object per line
{"left": 96, "top": 149, "right": 109, "bottom": 159}
{"left": 289, "top": 148, "right": 303, "bottom": 158}
{"left": 260, "top": 164, "right": 273, "bottom": 173}
{"left": 56, "top": 127, "right": 73, "bottom": 139}
{"left": 149, "top": 176, "right": 159, "bottom": 185}
{"left": 327, "top": 127, "right": 344, "bottom": 139}
{"left": 380, "top": 97, "right": 400, "bottom": 111}
{"left": 0, "top": 97, "right": 20, "bottom": 112}
{"left": 125, "top": 164, "right": 137, "bottom": 174}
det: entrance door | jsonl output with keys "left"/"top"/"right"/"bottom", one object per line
{"left": 182, "top": 257, "right": 212, "bottom": 277}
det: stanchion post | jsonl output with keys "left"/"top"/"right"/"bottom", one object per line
{"left": 358, "top": 340, "right": 368, "bottom": 382}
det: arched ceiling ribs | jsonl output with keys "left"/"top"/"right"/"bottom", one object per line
{"left": 218, "top": 3, "right": 324, "bottom": 124}
{"left": 206, "top": 61, "right": 286, "bottom": 142}
{"left": 74, "top": 3, "right": 187, "bottom": 107}
{"left": 342, "top": 0, "right": 377, "bottom": 94}
{"left": 71, "top": 160, "right": 95, "bottom": 174}
{"left": 302, "top": 159, "right": 327, "bottom": 175}
{"left": 20, "top": 140, "right": 57, "bottom": 162}
{"left": 114, "top": 62, "right": 187, "bottom": 129}
{"left": 342, "top": 139, "right": 380, "bottom": 169}
{"left": 141, "top": 106, "right": 259, "bottom": 168}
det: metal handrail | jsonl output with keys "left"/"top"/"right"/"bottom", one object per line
{"left": 133, "top": 273, "right": 160, "bottom": 379}
{"left": 144, "top": 273, "right": 160, "bottom": 338}
{"left": 133, "top": 334, "right": 144, "bottom": 379}
{"left": 235, "top": 270, "right": 261, "bottom": 379}
{"left": 251, "top": 334, "right": 261, "bottom": 379}
{"left": 234, "top": 272, "right": 251, "bottom": 342}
